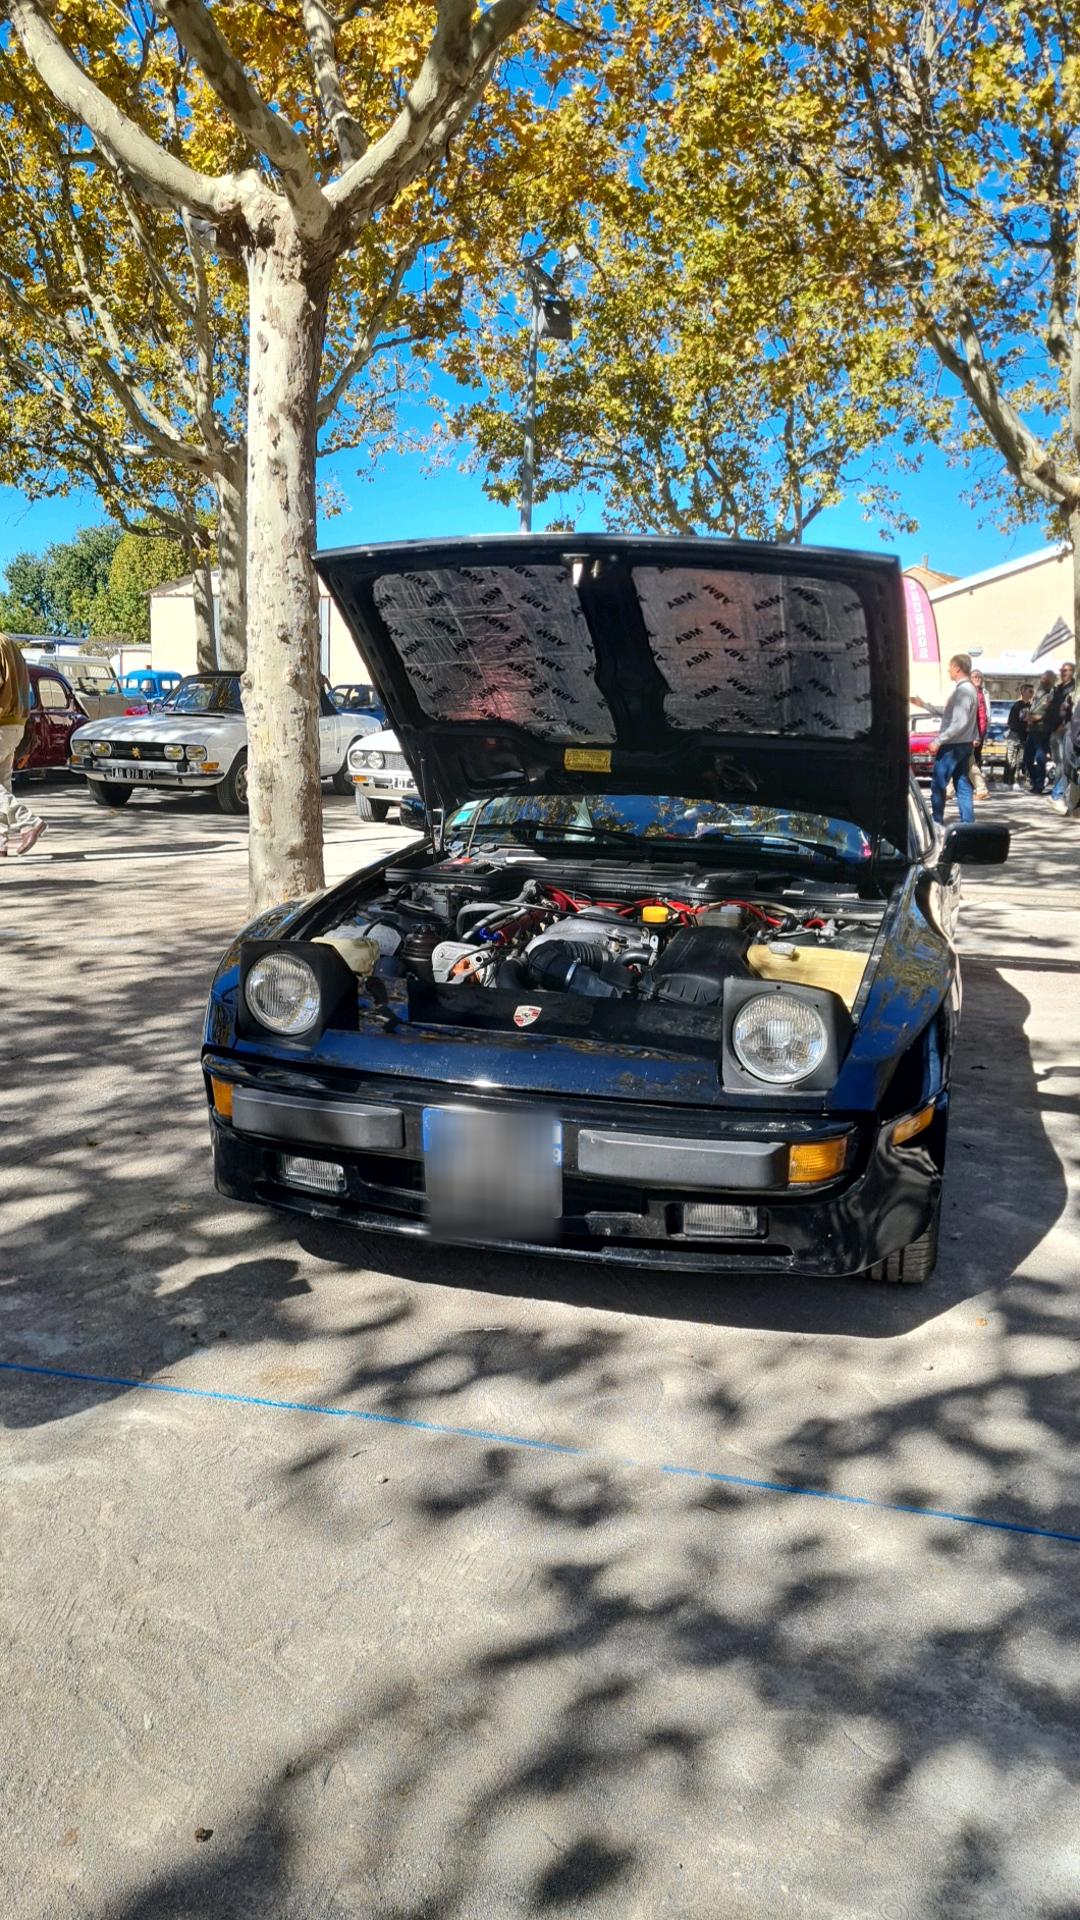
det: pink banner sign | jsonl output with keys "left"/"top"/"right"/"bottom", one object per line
{"left": 904, "top": 576, "right": 941, "bottom": 665}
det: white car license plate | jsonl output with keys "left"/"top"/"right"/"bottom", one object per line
{"left": 107, "top": 764, "right": 158, "bottom": 781}
{"left": 422, "top": 1107, "right": 562, "bottom": 1242}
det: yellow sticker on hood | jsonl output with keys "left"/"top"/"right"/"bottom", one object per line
{"left": 564, "top": 746, "right": 612, "bottom": 773}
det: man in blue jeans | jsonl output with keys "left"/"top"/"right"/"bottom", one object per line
{"left": 913, "top": 653, "right": 978, "bottom": 837}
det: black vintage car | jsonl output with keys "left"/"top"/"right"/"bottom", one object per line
{"left": 203, "top": 536, "right": 1008, "bottom": 1282}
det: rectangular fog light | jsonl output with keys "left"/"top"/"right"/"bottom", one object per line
{"left": 681, "top": 1202, "right": 761, "bottom": 1239}
{"left": 279, "top": 1154, "right": 346, "bottom": 1196}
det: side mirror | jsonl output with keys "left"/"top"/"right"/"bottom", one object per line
{"left": 398, "top": 793, "right": 428, "bottom": 833}
{"left": 940, "top": 822, "right": 1010, "bottom": 870}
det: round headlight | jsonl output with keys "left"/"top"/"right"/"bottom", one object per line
{"left": 366, "top": 751, "right": 384, "bottom": 769}
{"left": 732, "top": 994, "right": 828, "bottom": 1085}
{"left": 244, "top": 954, "right": 320, "bottom": 1036}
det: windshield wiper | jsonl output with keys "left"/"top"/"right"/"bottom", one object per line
{"left": 473, "top": 820, "right": 649, "bottom": 850}
{"left": 705, "top": 833, "right": 853, "bottom": 866}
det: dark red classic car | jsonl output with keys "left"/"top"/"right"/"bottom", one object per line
{"left": 15, "top": 663, "right": 88, "bottom": 775}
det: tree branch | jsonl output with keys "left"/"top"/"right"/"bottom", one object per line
{"left": 155, "top": 0, "right": 327, "bottom": 230}
{"left": 316, "top": 245, "right": 419, "bottom": 424}
{"left": 921, "top": 304, "right": 1077, "bottom": 505}
{"left": 4, "top": 0, "right": 247, "bottom": 226}
{"left": 326, "top": 0, "right": 535, "bottom": 228}
{"left": 301, "top": 0, "right": 368, "bottom": 166}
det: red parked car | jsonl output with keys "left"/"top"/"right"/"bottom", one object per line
{"left": 14, "top": 663, "right": 89, "bottom": 776}
{"left": 909, "top": 713, "right": 937, "bottom": 782}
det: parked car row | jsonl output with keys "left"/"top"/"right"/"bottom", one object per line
{"left": 13, "top": 655, "right": 416, "bottom": 822}
{"left": 67, "top": 672, "right": 380, "bottom": 812}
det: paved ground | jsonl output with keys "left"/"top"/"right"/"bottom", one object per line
{"left": 1, "top": 777, "right": 1078, "bottom": 1920}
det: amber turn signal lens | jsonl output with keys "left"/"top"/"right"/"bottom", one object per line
{"left": 891, "top": 1101, "right": 936, "bottom": 1147}
{"left": 210, "top": 1076, "right": 234, "bottom": 1120}
{"left": 787, "top": 1135, "right": 850, "bottom": 1185}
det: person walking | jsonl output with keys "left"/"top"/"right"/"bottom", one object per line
{"left": 970, "top": 669, "right": 991, "bottom": 798}
{"left": 1023, "top": 670, "right": 1057, "bottom": 794}
{"left": 1004, "top": 682, "right": 1033, "bottom": 788}
{"left": 1047, "top": 660, "right": 1075, "bottom": 807}
{"left": 913, "top": 652, "right": 979, "bottom": 838}
{"left": 0, "top": 633, "right": 46, "bottom": 856}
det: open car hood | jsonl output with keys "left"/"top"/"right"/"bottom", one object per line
{"left": 314, "top": 535, "right": 911, "bottom": 855}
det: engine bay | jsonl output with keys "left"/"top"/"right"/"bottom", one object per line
{"left": 312, "top": 857, "right": 883, "bottom": 1020}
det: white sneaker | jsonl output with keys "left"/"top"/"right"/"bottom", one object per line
{"left": 1050, "top": 798, "right": 1069, "bottom": 815}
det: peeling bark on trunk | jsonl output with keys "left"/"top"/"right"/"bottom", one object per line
{"left": 192, "top": 556, "right": 217, "bottom": 672}
{"left": 1060, "top": 510, "right": 1068, "bottom": 668}
{"left": 1070, "top": 510, "right": 1080, "bottom": 668}
{"left": 215, "top": 453, "right": 248, "bottom": 671}
{"left": 243, "top": 231, "right": 330, "bottom": 915}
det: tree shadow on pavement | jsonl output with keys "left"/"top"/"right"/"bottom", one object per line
{"left": 2, "top": 809, "right": 1078, "bottom": 1917}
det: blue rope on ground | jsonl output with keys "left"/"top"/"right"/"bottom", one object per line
{"left": 3, "top": 1355, "right": 1078, "bottom": 1546}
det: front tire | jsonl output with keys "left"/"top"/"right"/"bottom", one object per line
{"left": 87, "top": 778, "right": 132, "bottom": 808}
{"left": 216, "top": 753, "right": 248, "bottom": 814}
{"left": 355, "top": 793, "right": 390, "bottom": 822}
{"left": 866, "top": 1205, "right": 940, "bottom": 1285}
{"left": 331, "top": 761, "right": 354, "bottom": 795}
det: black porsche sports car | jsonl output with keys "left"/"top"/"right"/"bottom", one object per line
{"left": 203, "top": 536, "right": 1008, "bottom": 1282}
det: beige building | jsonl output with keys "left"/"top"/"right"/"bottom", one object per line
{"left": 150, "top": 571, "right": 369, "bottom": 686}
{"left": 912, "top": 543, "right": 1076, "bottom": 703}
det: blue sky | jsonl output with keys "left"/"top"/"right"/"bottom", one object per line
{"left": 0, "top": 433, "right": 1049, "bottom": 586}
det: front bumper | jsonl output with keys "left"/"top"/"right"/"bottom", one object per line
{"left": 203, "top": 1057, "right": 945, "bottom": 1277}
{"left": 351, "top": 773, "right": 418, "bottom": 803}
{"left": 71, "top": 761, "right": 222, "bottom": 789}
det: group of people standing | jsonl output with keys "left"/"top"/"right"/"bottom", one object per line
{"left": 913, "top": 653, "right": 1077, "bottom": 836}
{"left": 1002, "top": 665, "right": 1076, "bottom": 808}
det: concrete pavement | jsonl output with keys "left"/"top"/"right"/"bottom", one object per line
{"left": 1, "top": 778, "right": 1078, "bottom": 1920}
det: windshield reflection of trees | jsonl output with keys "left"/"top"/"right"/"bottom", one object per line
{"left": 164, "top": 677, "right": 243, "bottom": 716}
{"left": 455, "top": 793, "right": 866, "bottom": 855}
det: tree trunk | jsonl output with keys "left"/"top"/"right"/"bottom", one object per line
{"left": 192, "top": 555, "right": 217, "bottom": 673}
{"left": 243, "top": 230, "right": 330, "bottom": 915}
{"left": 215, "top": 452, "right": 248, "bottom": 671}
{"left": 1070, "top": 509, "right": 1080, "bottom": 670}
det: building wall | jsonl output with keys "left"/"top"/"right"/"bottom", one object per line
{"left": 150, "top": 589, "right": 201, "bottom": 678}
{"left": 928, "top": 545, "right": 1076, "bottom": 693}
{"left": 151, "top": 578, "right": 368, "bottom": 685}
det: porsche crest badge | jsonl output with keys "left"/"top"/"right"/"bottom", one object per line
{"left": 513, "top": 1005, "right": 542, "bottom": 1029}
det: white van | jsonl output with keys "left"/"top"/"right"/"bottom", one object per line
{"left": 21, "top": 649, "right": 130, "bottom": 720}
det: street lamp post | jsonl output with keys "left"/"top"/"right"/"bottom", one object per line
{"left": 518, "top": 252, "right": 574, "bottom": 533}
{"left": 520, "top": 293, "right": 541, "bottom": 534}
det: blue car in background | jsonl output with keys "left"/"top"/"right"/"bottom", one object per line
{"left": 121, "top": 669, "right": 182, "bottom": 708}
{"left": 331, "top": 682, "right": 387, "bottom": 726}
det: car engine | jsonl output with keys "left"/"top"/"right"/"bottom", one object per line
{"left": 314, "top": 866, "right": 875, "bottom": 1014}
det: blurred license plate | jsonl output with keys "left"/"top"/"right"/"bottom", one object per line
{"left": 422, "top": 1107, "right": 562, "bottom": 1242}
{"left": 109, "top": 765, "right": 156, "bottom": 781}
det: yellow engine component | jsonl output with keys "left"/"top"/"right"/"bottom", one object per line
{"left": 312, "top": 934, "right": 380, "bottom": 978}
{"left": 746, "top": 943, "right": 868, "bottom": 1012}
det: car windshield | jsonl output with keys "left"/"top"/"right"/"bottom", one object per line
{"left": 66, "top": 663, "right": 118, "bottom": 694}
{"left": 334, "top": 685, "right": 378, "bottom": 710}
{"left": 159, "top": 676, "right": 244, "bottom": 715}
{"left": 445, "top": 794, "right": 872, "bottom": 864}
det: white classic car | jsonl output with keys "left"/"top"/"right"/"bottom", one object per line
{"left": 69, "top": 671, "right": 380, "bottom": 812}
{"left": 347, "top": 726, "right": 420, "bottom": 820}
